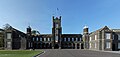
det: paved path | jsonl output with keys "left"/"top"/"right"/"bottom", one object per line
{"left": 38, "top": 49, "right": 120, "bottom": 57}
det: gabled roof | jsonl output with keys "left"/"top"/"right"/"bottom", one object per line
{"left": 90, "top": 26, "right": 112, "bottom": 34}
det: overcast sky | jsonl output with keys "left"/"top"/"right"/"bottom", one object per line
{"left": 0, "top": 0, "right": 120, "bottom": 34}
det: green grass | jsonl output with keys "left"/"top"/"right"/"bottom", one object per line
{"left": 0, "top": 50, "right": 43, "bottom": 57}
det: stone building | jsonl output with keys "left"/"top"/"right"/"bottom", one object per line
{"left": 84, "top": 26, "right": 120, "bottom": 51}
{"left": 4, "top": 25, "right": 26, "bottom": 50}
{"left": 1, "top": 16, "right": 120, "bottom": 51}
{"left": 26, "top": 16, "right": 83, "bottom": 49}
{"left": 0, "top": 29, "right": 4, "bottom": 49}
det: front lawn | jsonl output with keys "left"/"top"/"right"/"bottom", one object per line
{"left": 0, "top": 50, "right": 42, "bottom": 57}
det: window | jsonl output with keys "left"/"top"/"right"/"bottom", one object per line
{"left": 72, "top": 38, "right": 74, "bottom": 41}
{"left": 76, "top": 38, "right": 78, "bottom": 41}
{"left": 64, "top": 38, "right": 66, "bottom": 41}
{"left": 44, "top": 38, "right": 46, "bottom": 41}
{"left": 106, "top": 42, "right": 111, "bottom": 48}
{"left": 7, "top": 33, "right": 11, "bottom": 39}
{"left": 106, "top": 33, "right": 111, "bottom": 39}
{"left": 28, "top": 42, "right": 30, "bottom": 48}
{"left": 68, "top": 38, "right": 70, "bottom": 41}
{"left": 40, "top": 38, "right": 42, "bottom": 41}
{"left": 55, "top": 36, "right": 58, "bottom": 41}
{"left": 80, "top": 38, "right": 81, "bottom": 41}
{"left": 36, "top": 37, "right": 39, "bottom": 41}
{"left": 55, "top": 24, "right": 59, "bottom": 28}
{"left": 95, "top": 43, "right": 97, "bottom": 48}
{"left": 118, "top": 34, "right": 120, "bottom": 40}
{"left": 90, "top": 37, "right": 92, "bottom": 41}
{"left": 48, "top": 38, "right": 50, "bottom": 41}
{"left": 113, "top": 35, "right": 114, "bottom": 40}
{"left": 33, "top": 38, "right": 35, "bottom": 41}
{"left": 95, "top": 35, "right": 97, "bottom": 40}
{"left": 118, "top": 43, "right": 120, "bottom": 49}
{"left": 55, "top": 30, "right": 58, "bottom": 34}
{"left": 89, "top": 43, "right": 92, "bottom": 48}
{"left": 7, "top": 42, "right": 11, "bottom": 48}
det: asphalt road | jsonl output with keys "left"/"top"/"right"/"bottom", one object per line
{"left": 38, "top": 49, "right": 120, "bottom": 57}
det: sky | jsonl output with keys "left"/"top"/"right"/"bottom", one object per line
{"left": 0, "top": 0, "right": 120, "bottom": 34}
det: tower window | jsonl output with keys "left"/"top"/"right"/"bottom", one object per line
{"left": 55, "top": 36, "right": 58, "bottom": 42}
{"left": 55, "top": 30, "right": 58, "bottom": 34}
{"left": 55, "top": 24, "right": 59, "bottom": 28}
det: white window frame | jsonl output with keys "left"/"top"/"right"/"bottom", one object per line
{"left": 48, "top": 38, "right": 50, "bottom": 41}
{"left": 95, "top": 35, "right": 97, "bottom": 40}
{"left": 106, "top": 33, "right": 111, "bottom": 39}
{"left": 89, "top": 43, "right": 92, "bottom": 48}
{"left": 44, "top": 38, "right": 46, "bottom": 41}
{"left": 95, "top": 43, "right": 97, "bottom": 48}
{"left": 7, "top": 42, "right": 11, "bottom": 48}
{"left": 90, "top": 37, "right": 92, "bottom": 41}
{"left": 106, "top": 42, "right": 111, "bottom": 48}
{"left": 7, "top": 33, "right": 12, "bottom": 39}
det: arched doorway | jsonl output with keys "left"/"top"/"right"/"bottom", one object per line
{"left": 54, "top": 44, "right": 59, "bottom": 49}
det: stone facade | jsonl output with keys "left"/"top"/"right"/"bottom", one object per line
{"left": 26, "top": 16, "right": 83, "bottom": 49}
{"left": 0, "top": 16, "right": 120, "bottom": 51}
{"left": 4, "top": 26, "right": 26, "bottom": 50}
{"left": 84, "top": 26, "right": 120, "bottom": 51}
{"left": 0, "top": 29, "right": 4, "bottom": 49}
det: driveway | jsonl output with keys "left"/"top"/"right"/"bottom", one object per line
{"left": 38, "top": 49, "right": 120, "bottom": 57}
